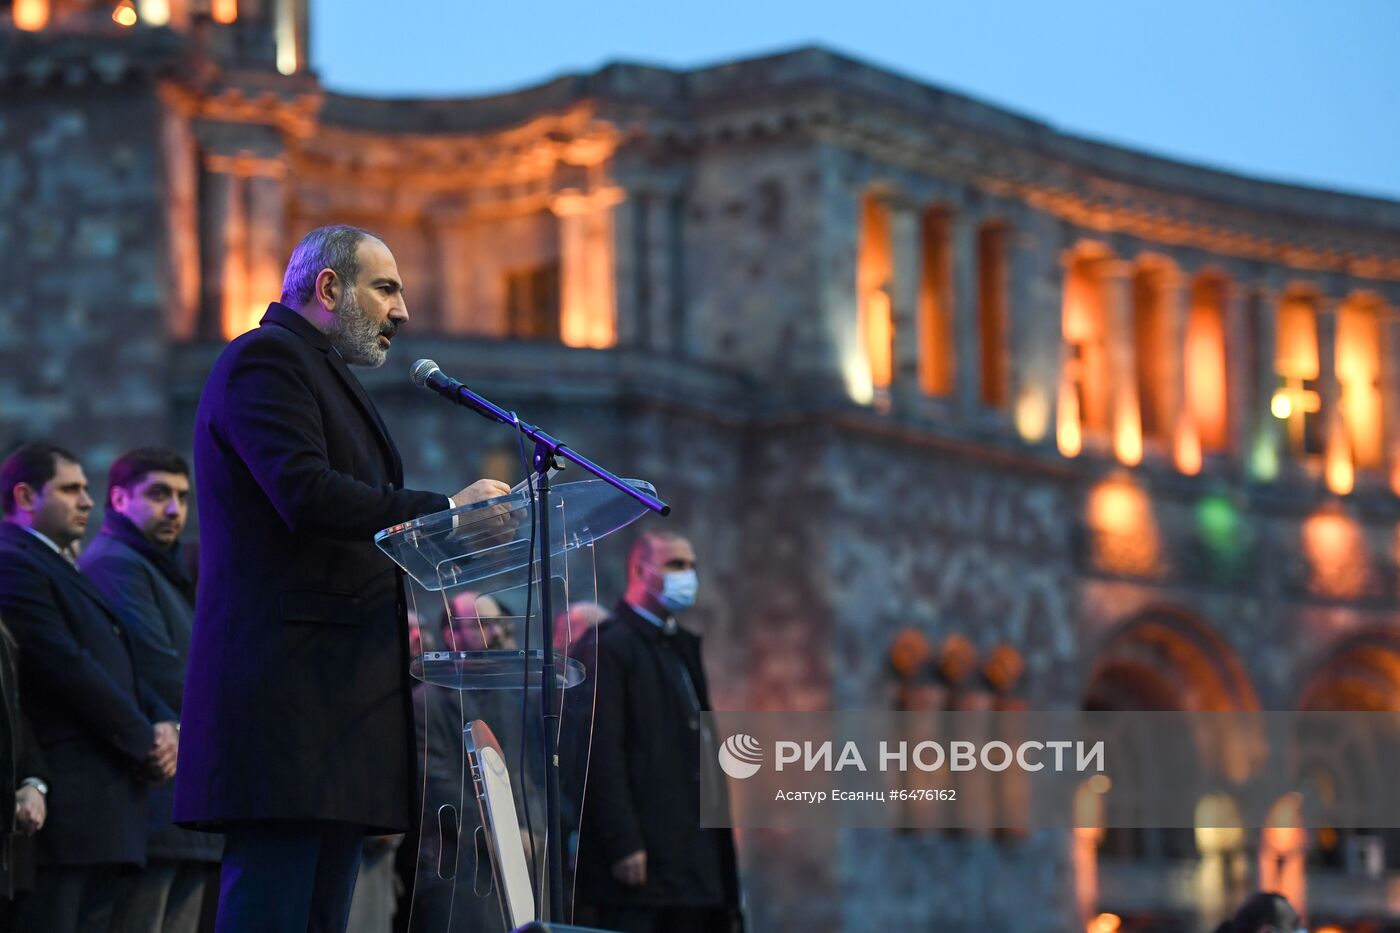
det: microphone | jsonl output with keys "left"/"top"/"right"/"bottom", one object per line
{"left": 410, "top": 359, "right": 505, "bottom": 424}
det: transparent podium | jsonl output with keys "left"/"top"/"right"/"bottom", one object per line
{"left": 376, "top": 478, "right": 657, "bottom": 932}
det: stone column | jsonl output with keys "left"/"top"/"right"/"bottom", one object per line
{"left": 951, "top": 210, "right": 981, "bottom": 417}
{"left": 198, "top": 162, "right": 252, "bottom": 341}
{"left": 1164, "top": 267, "right": 1199, "bottom": 473}
{"left": 1223, "top": 279, "right": 1251, "bottom": 467}
{"left": 197, "top": 167, "right": 237, "bottom": 341}
{"left": 159, "top": 104, "right": 201, "bottom": 341}
{"left": 808, "top": 154, "right": 861, "bottom": 397}
{"left": 1056, "top": 250, "right": 1082, "bottom": 457}
{"left": 245, "top": 172, "right": 285, "bottom": 323}
{"left": 887, "top": 196, "right": 923, "bottom": 408}
{"left": 435, "top": 224, "right": 473, "bottom": 334}
{"left": 1036, "top": 241, "right": 1067, "bottom": 447}
{"left": 1316, "top": 296, "right": 1350, "bottom": 492}
{"left": 1382, "top": 304, "right": 1400, "bottom": 495}
{"left": 639, "top": 189, "right": 685, "bottom": 356}
{"left": 552, "top": 186, "right": 625, "bottom": 349}
{"left": 1250, "top": 286, "right": 1284, "bottom": 481}
{"left": 220, "top": 173, "right": 250, "bottom": 340}
{"left": 1006, "top": 218, "right": 1060, "bottom": 445}
{"left": 610, "top": 189, "right": 642, "bottom": 350}
{"left": 1103, "top": 260, "right": 1141, "bottom": 466}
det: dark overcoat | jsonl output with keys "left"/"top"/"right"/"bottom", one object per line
{"left": 81, "top": 529, "right": 222, "bottom": 861}
{"left": 0, "top": 522, "right": 160, "bottom": 866}
{"left": 568, "top": 603, "right": 742, "bottom": 913}
{"left": 174, "top": 302, "right": 446, "bottom": 833}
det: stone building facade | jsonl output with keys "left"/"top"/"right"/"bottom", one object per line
{"left": 5, "top": 2, "right": 1400, "bottom": 931}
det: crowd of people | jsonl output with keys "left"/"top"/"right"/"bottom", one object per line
{"left": 0, "top": 443, "right": 216, "bottom": 932}
{"left": 0, "top": 440, "right": 742, "bottom": 933}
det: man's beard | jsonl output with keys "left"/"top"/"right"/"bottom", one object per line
{"left": 327, "top": 290, "right": 393, "bottom": 368}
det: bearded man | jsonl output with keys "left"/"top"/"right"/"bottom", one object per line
{"left": 174, "top": 226, "right": 508, "bottom": 933}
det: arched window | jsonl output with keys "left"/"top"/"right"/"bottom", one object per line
{"left": 918, "top": 207, "right": 953, "bottom": 396}
{"left": 857, "top": 193, "right": 894, "bottom": 392}
{"left": 1187, "top": 272, "right": 1231, "bottom": 453}
{"left": 1274, "top": 290, "right": 1323, "bottom": 458}
{"left": 1132, "top": 258, "right": 1175, "bottom": 445}
{"left": 1059, "top": 247, "right": 1114, "bottom": 455}
{"left": 977, "top": 221, "right": 1009, "bottom": 408}
{"left": 1336, "top": 293, "right": 1385, "bottom": 470}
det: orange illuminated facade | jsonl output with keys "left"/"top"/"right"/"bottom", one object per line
{"left": 859, "top": 194, "right": 895, "bottom": 391}
{"left": 1062, "top": 251, "right": 1113, "bottom": 447}
{"left": 1276, "top": 291, "right": 1322, "bottom": 457}
{"left": 1186, "top": 273, "right": 1230, "bottom": 453}
{"left": 918, "top": 208, "right": 954, "bottom": 396}
{"left": 1337, "top": 294, "right": 1384, "bottom": 469}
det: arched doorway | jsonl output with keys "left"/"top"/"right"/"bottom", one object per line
{"left": 1081, "top": 607, "right": 1260, "bottom": 930}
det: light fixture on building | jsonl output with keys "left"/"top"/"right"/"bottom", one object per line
{"left": 211, "top": 0, "right": 237, "bottom": 24}
{"left": 136, "top": 0, "right": 170, "bottom": 26}
{"left": 1270, "top": 390, "right": 1294, "bottom": 420}
{"left": 1089, "top": 913, "right": 1121, "bottom": 933}
{"left": 275, "top": 0, "right": 298, "bottom": 74}
{"left": 112, "top": 0, "right": 138, "bottom": 26}
{"left": 13, "top": 0, "right": 49, "bottom": 30}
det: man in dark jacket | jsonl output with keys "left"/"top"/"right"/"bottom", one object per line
{"left": 0, "top": 615, "right": 48, "bottom": 926}
{"left": 0, "top": 443, "right": 179, "bottom": 932}
{"left": 82, "top": 447, "right": 221, "bottom": 933}
{"left": 173, "top": 225, "right": 508, "bottom": 933}
{"left": 568, "top": 530, "right": 743, "bottom": 933}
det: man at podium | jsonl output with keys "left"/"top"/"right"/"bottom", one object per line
{"left": 174, "top": 226, "right": 509, "bottom": 933}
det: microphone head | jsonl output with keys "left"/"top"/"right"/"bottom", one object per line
{"left": 411, "top": 358, "right": 440, "bottom": 387}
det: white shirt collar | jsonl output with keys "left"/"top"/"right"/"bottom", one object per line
{"left": 20, "top": 525, "right": 67, "bottom": 559}
{"left": 627, "top": 601, "right": 677, "bottom": 634}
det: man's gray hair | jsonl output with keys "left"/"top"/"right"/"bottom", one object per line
{"left": 280, "top": 225, "right": 380, "bottom": 308}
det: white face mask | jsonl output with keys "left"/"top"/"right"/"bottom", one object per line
{"left": 654, "top": 568, "right": 698, "bottom": 613}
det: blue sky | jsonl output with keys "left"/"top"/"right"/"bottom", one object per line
{"left": 311, "top": 0, "right": 1400, "bottom": 200}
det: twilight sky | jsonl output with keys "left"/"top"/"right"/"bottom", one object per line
{"left": 311, "top": 0, "right": 1400, "bottom": 200}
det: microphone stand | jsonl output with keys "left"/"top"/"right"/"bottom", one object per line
{"left": 437, "top": 376, "right": 669, "bottom": 921}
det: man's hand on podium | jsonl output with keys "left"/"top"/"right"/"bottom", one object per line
{"left": 449, "top": 478, "right": 518, "bottom": 543}
{"left": 451, "top": 479, "right": 512, "bottom": 508}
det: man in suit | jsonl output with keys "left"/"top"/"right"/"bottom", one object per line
{"left": 0, "top": 443, "right": 178, "bottom": 932}
{"left": 81, "top": 447, "right": 221, "bottom": 933}
{"left": 568, "top": 530, "right": 743, "bottom": 933}
{"left": 174, "top": 225, "right": 509, "bottom": 933}
{"left": 0, "top": 611, "right": 48, "bottom": 927}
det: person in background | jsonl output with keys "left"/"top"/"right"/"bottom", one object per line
{"left": 567, "top": 530, "right": 743, "bottom": 933}
{"left": 554, "top": 601, "right": 610, "bottom": 657}
{"left": 408, "top": 591, "right": 543, "bottom": 933}
{"left": 0, "top": 613, "right": 47, "bottom": 931}
{"left": 1212, "top": 892, "right": 1301, "bottom": 933}
{"left": 80, "top": 447, "right": 222, "bottom": 933}
{"left": 0, "top": 442, "right": 178, "bottom": 933}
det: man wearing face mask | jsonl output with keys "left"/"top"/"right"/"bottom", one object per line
{"left": 568, "top": 530, "right": 743, "bottom": 933}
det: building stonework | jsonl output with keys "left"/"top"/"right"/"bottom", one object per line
{"left": 7, "top": 4, "right": 1400, "bottom": 930}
